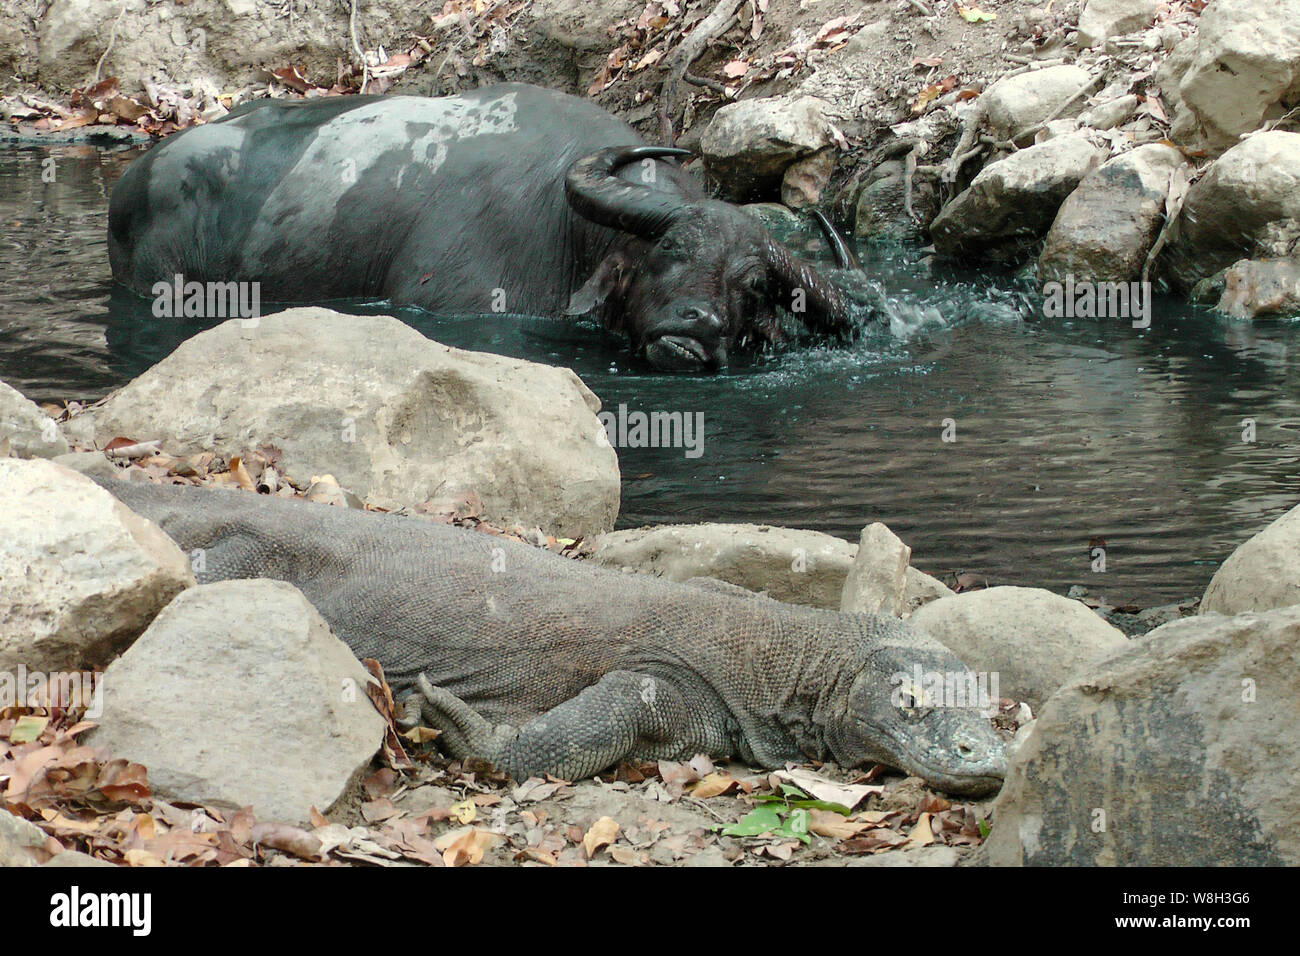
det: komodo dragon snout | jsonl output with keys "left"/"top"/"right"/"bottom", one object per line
{"left": 828, "top": 641, "right": 1008, "bottom": 797}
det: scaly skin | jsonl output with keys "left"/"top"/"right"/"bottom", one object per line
{"left": 97, "top": 478, "right": 1006, "bottom": 795}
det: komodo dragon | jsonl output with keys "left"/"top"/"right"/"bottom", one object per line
{"left": 96, "top": 478, "right": 1006, "bottom": 795}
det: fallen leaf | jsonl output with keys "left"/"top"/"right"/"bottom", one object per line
{"left": 773, "top": 769, "right": 884, "bottom": 809}
{"left": 582, "top": 816, "right": 621, "bottom": 858}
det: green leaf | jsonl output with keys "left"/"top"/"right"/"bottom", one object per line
{"left": 977, "top": 818, "right": 991, "bottom": 839}
{"left": 777, "top": 784, "right": 810, "bottom": 800}
{"left": 721, "top": 805, "right": 783, "bottom": 837}
{"left": 775, "top": 808, "right": 813, "bottom": 844}
{"left": 786, "top": 798, "right": 852, "bottom": 815}
{"left": 9, "top": 714, "right": 48, "bottom": 744}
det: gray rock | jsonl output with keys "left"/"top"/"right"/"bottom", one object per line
{"left": 1077, "top": 94, "right": 1139, "bottom": 130}
{"left": 902, "top": 566, "right": 955, "bottom": 616}
{"left": 1038, "top": 143, "right": 1188, "bottom": 282}
{"left": 42, "top": 850, "right": 117, "bottom": 868}
{"left": 0, "top": 380, "right": 68, "bottom": 459}
{"left": 1172, "top": 0, "right": 1300, "bottom": 150}
{"left": 930, "top": 135, "right": 1106, "bottom": 263}
{"left": 984, "top": 606, "right": 1300, "bottom": 865}
{"left": 843, "top": 845, "right": 961, "bottom": 867}
{"left": 1160, "top": 132, "right": 1300, "bottom": 291}
{"left": 0, "top": 459, "right": 193, "bottom": 672}
{"left": 66, "top": 308, "right": 619, "bottom": 538}
{"left": 908, "top": 586, "right": 1126, "bottom": 708}
{"left": 1202, "top": 500, "right": 1300, "bottom": 615}
{"left": 840, "top": 523, "right": 910, "bottom": 617}
{"left": 780, "top": 148, "right": 835, "bottom": 209}
{"left": 1215, "top": 259, "right": 1300, "bottom": 318}
{"left": 0, "top": 810, "right": 47, "bottom": 867}
{"left": 51, "top": 450, "right": 121, "bottom": 482}
{"left": 589, "top": 523, "right": 855, "bottom": 609}
{"left": 1077, "top": 0, "right": 1157, "bottom": 48}
{"left": 701, "top": 96, "right": 832, "bottom": 201}
{"left": 982, "top": 66, "right": 1094, "bottom": 145}
{"left": 86, "top": 579, "right": 386, "bottom": 825}
{"left": 853, "top": 160, "right": 935, "bottom": 242}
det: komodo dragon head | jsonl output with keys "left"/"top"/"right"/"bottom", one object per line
{"left": 823, "top": 625, "right": 1008, "bottom": 796}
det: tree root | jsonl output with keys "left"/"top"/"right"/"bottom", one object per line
{"left": 658, "top": 0, "right": 743, "bottom": 144}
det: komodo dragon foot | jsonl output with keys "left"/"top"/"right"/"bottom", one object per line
{"left": 415, "top": 670, "right": 697, "bottom": 781}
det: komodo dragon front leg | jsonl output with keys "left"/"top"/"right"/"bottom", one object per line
{"left": 416, "top": 671, "right": 706, "bottom": 781}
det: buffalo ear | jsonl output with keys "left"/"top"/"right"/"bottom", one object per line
{"left": 564, "top": 252, "right": 631, "bottom": 325}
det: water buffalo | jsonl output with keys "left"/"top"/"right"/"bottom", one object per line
{"left": 108, "top": 82, "right": 858, "bottom": 371}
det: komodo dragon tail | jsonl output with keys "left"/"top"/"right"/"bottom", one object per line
{"left": 93, "top": 476, "right": 1006, "bottom": 795}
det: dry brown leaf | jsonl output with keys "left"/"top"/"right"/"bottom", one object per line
{"left": 582, "top": 816, "right": 620, "bottom": 858}
{"left": 689, "top": 772, "right": 737, "bottom": 799}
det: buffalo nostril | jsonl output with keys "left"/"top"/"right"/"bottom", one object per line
{"left": 680, "top": 306, "right": 724, "bottom": 332}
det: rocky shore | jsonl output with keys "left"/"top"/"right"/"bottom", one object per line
{"left": 4, "top": 0, "right": 1298, "bottom": 317}
{"left": 3, "top": 306, "right": 1300, "bottom": 866}
{"left": 3, "top": 0, "right": 1299, "bottom": 868}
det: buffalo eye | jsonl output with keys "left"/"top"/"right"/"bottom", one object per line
{"left": 658, "top": 236, "right": 677, "bottom": 252}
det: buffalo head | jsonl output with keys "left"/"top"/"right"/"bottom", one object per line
{"left": 564, "top": 145, "right": 859, "bottom": 372}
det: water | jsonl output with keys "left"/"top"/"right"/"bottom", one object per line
{"left": 4, "top": 144, "right": 1299, "bottom": 605}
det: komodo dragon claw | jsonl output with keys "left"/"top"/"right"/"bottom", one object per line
{"left": 417, "top": 673, "right": 518, "bottom": 763}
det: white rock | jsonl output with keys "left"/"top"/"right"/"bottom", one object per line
{"left": 982, "top": 65, "right": 1094, "bottom": 144}
{"left": 1160, "top": 131, "right": 1300, "bottom": 291}
{"left": 902, "top": 566, "right": 955, "bottom": 616}
{"left": 908, "top": 586, "right": 1126, "bottom": 708}
{"left": 1175, "top": 0, "right": 1300, "bottom": 148}
{"left": 0, "top": 810, "right": 47, "bottom": 867}
{"left": 701, "top": 95, "right": 832, "bottom": 200}
{"left": 0, "top": 380, "right": 68, "bottom": 459}
{"left": 86, "top": 580, "right": 386, "bottom": 825}
{"left": 1077, "top": 0, "right": 1157, "bottom": 48}
{"left": 67, "top": 308, "right": 619, "bottom": 538}
{"left": 841, "top": 523, "right": 911, "bottom": 617}
{"left": 0, "top": 459, "right": 193, "bottom": 672}
{"left": 1202, "top": 500, "right": 1300, "bottom": 614}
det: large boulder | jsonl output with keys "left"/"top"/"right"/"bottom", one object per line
{"left": 908, "top": 586, "right": 1126, "bottom": 708}
{"left": 1171, "top": 0, "right": 1300, "bottom": 150}
{"left": 1215, "top": 258, "right": 1300, "bottom": 318}
{"left": 65, "top": 309, "right": 619, "bottom": 538}
{"left": 589, "top": 523, "right": 855, "bottom": 608}
{"left": 1038, "top": 143, "right": 1188, "bottom": 283}
{"left": 0, "top": 380, "right": 68, "bottom": 458}
{"left": 1159, "top": 132, "right": 1300, "bottom": 291}
{"left": 1202, "top": 500, "right": 1300, "bottom": 615}
{"left": 86, "top": 580, "right": 386, "bottom": 825}
{"left": 930, "top": 135, "right": 1106, "bottom": 263}
{"left": 853, "top": 159, "right": 936, "bottom": 242}
{"left": 701, "top": 95, "right": 832, "bottom": 201}
{"left": 0, "top": 459, "right": 193, "bottom": 672}
{"left": 985, "top": 606, "right": 1300, "bottom": 865}
{"left": 1076, "top": 0, "right": 1157, "bottom": 48}
{"left": 982, "top": 66, "right": 1094, "bottom": 145}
